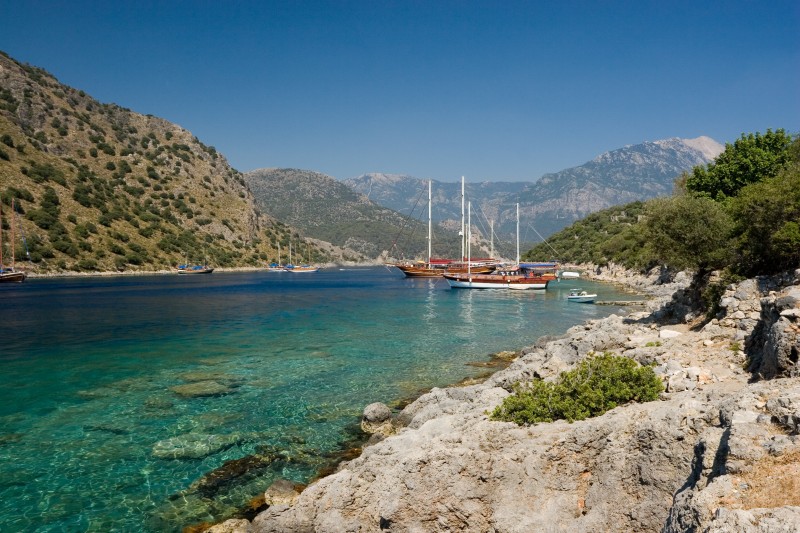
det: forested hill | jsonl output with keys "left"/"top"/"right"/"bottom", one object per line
{"left": 0, "top": 51, "right": 329, "bottom": 273}
{"left": 243, "top": 168, "right": 464, "bottom": 260}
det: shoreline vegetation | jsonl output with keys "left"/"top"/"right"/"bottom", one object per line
{"left": 200, "top": 263, "right": 800, "bottom": 533}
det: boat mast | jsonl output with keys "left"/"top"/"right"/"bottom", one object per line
{"left": 427, "top": 179, "right": 432, "bottom": 264}
{"left": 467, "top": 201, "right": 472, "bottom": 276}
{"left": 460, "top": 176, "right": 465, "bottom": 261}
{"left": 490, "top": 219, "right": 494, "bottom": 259}
{"left": 0, "top": 202, "right": 4, "bottom": 269}
{"left": 516, "top": 203, "right": 520, "bottom": 265}
{"left": 11, "top": 199, "right": 15, "bottom": 271}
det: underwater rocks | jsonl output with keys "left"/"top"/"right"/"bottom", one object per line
{"left": 153, "top": 433, "right": 244, "bottom": 459}
{"left": 171, "top": 380, "right": 235, "bottom": 398}
{"left": 189, "top": 452, "right": 280, "bottom": 498}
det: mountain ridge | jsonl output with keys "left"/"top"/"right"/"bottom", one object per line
{"left": 345, "top": 137, "right": 724, "bottom": 245}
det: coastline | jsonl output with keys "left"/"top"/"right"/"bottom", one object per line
{"left": 22, "top": 261, "right": 386, "bottom": 279}
{"left": 197, "top": 266, "right": 657, "bottom": 530}
{"left": 204, "top": 265, "right": 800, "bottom": 533}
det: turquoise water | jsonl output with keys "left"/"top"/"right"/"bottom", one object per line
{"left": 0, "top": 268, "right": 637, "bottom": 532}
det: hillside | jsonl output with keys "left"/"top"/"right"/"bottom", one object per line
{"left": 0, "top": 51, "right": 328, "bottom": 273}
{"left": 244, "top": 168, "right": 468, "bottom": 260}
{"left": 343, "top": 138, "right": 723, "bottom": 246}
{"left": 522, "top": 201, "right": 653, "bottom": 267}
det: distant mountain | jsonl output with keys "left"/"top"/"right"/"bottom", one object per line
{"left": 0, "top": 51, "right": 331, "bottom": 273}
{"left": 343, "top": 173, "right": 526, "bottom": 224}
{"left": 243, "top": 168, "right": 465, "bottom": 260}
{"left": 512, "top": 137, "right": 725, "bottom": 237}
{"left": 343, "top": 137, "right": 724, "bottom": 249}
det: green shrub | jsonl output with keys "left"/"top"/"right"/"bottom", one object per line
{"left": 26, "top": 162, "right": 66, "bottom": 185}
{"left": 490, "top": 354, "right": 663, "bottom": 425}
{"left": 77, "top": 258, "right": 98, "bottom": 271}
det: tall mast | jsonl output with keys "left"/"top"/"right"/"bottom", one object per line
{"left": 0, "top": 202, "right": 4, "bottom": 269}
{"left": 11, "top": 199, "right": 15, "bottom": 270}
{"left": 467, "top": 201, "right": 472, "bottom": 275}
{"left": 427, "top": 179, "right": 432, "bottom": 263}
{"left": 516, "top": 203, "right": 520, "bottom": 265}
{"left": 460, "top": 176, "right": 465, "bottom": 260}
{"left": 490, "top": 219, "right": 494, "bottom": 259}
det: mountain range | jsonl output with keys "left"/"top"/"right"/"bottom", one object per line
{"left": 344, "top": 136, "right": 723, "bottom": 248}
{"left": 0, "top": 50, "right": 725, "bottom": 271}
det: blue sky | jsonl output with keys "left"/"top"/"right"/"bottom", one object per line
{"left": 1, "top": 1, "right": 798, "bottom": 181}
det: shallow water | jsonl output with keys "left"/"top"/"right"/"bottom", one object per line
{"left": 0, "top": 267, "right": 639, "bottom": 531}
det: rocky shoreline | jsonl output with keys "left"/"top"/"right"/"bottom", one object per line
{"left": 206, "top": 265, "right": 800, "bottom": 532}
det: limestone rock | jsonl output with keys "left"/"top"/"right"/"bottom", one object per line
{"left": 361, "top": 402, "right": 394, "bottom": 435}
{"left": 203, "top": 519, "right": 252, "bottom": 533}
{"left": 264, "top": 478, "right": 301, "bottom": 507}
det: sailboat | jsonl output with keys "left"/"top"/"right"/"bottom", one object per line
{"left": 176, "top": 250, "right": 214, "bottom": 274}
{"left": 0, "top": 199, "right": 28, "bottom": 283}
{"left": 177, "top": 263, "right": 214, "bottom": 274}
{"left": 444, "top": 204, "right": 551, "bottom": 290}
{"left": 267, "top": 241, "right": 286, "bottom": 271}
{"left": 284, "top": 240, "right": 319, "bottom": 273}
{"left": 394, "top": 178, "right": 496, "bottom": 277}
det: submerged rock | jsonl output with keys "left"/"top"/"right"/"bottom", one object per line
{"left": 152, "top": 433, "right": 243, "bottom": 459}
{"left": 171, "top": 380, "right": 234, "bottom": 398}
{"left": 189, "top": 452, "right": 278, "bottom": 497}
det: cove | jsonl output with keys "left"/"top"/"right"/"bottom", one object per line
{"left": 0, "top": 267, "right": 638, "bottom": 531}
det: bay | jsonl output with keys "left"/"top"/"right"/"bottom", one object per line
{"left": 0, "top": 267, "right": 638, "bottom": 532}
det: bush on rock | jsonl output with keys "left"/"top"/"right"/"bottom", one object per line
{"left": 491, "top": 353, "right": 663, "bottom": 425}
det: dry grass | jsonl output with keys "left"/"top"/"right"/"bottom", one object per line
{"left": 739, "top": 450, "right": 800, "bottom": 509}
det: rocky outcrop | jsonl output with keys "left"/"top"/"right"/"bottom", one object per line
{"left": 213, "top": 268, "right": 800, "bottom": 533}
{"left": 744, "top": 283, "right": 800, "bottom": 379}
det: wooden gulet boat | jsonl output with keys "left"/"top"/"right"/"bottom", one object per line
{"left": 0, "top": 199, "right": 28, "bottom": 283}
{"left": 394, "top": 178, "right": 496, "bottom": 278}
{"left": 176, "top": 251, "right": 214, "bottom": 274}
{"left": 284, "top": 240, "right": 319, "bottom": 272}
{"left": 444, "top": 204, "right": 551, "bottom": 290}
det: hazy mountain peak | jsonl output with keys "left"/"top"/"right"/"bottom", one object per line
{"left": 679, "top": 136, "right": 725, "bottom": 160}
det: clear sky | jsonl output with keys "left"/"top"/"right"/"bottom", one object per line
{"left": 1, "top": 1, "right": 798, "bottom": 181}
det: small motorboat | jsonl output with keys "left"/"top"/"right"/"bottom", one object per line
{"left": 567, "top": 288, "right": 596, "bottom": 303}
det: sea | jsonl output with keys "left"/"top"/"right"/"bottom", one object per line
{"left": 0, "top": 267, "right": 640, "bottom": 532}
